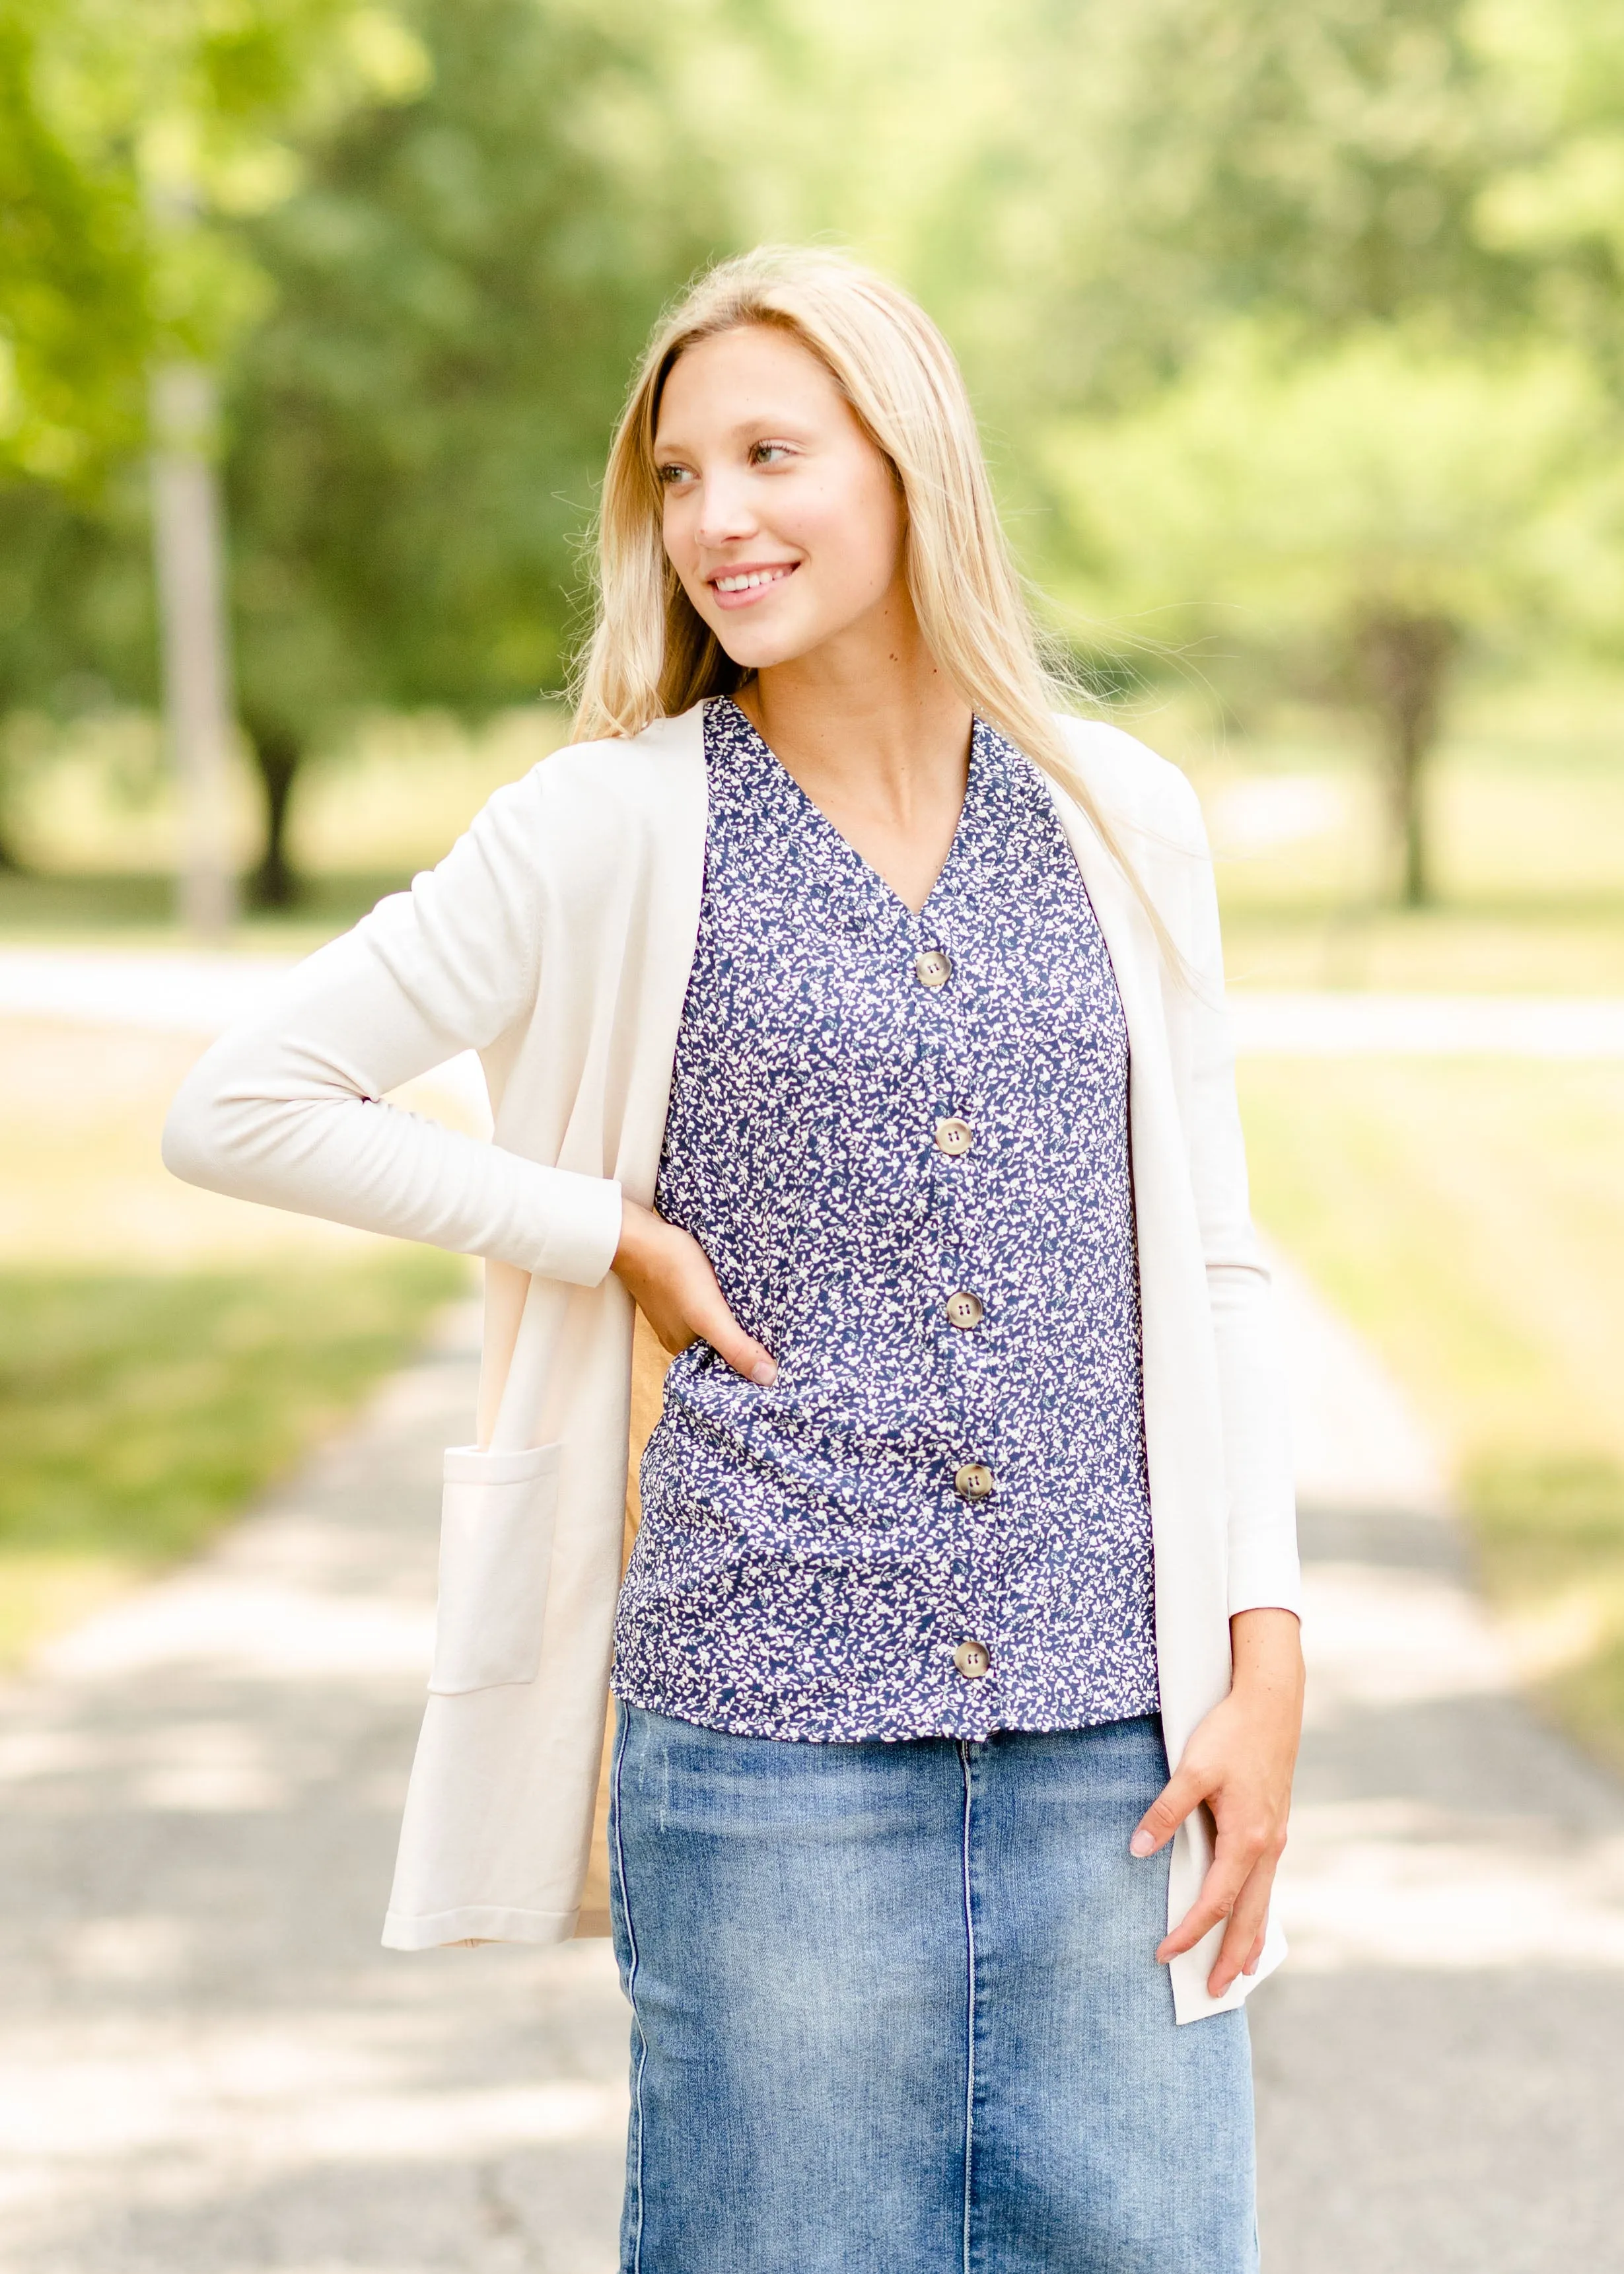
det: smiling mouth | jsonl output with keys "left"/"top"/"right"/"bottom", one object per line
{"left": 709, "top": 563, "right": 798, "bottom": 604}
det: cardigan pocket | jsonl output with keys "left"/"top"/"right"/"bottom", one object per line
{"left": 428, "top": 1442, "right": 561, "bottom": 1694}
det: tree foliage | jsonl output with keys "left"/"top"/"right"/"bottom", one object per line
{"left": 221, "top": 0, "right": 734, "bottom": 897}
{"left": 0, "top": 0, "right": 734, "bottom": 893}
{"left": 228, "top": 0, "right": 729, "bottom": 722}
{"left": 0, "top": 0, "right": 429, "bottom": 863}
{"left": 898, "top": 0, "right": 1539, "bottom": 426}
{"left": 0, "top": 0, "right": 149, "bottom": 484}
{"left": 1046, "top": 326, "right": 1624, "bottom": 896}
{"left": 0, "top": 0, "right": 427, "bottom": 485}
{"left": 4, "top": 0, "right": 1624, "bottom": 906}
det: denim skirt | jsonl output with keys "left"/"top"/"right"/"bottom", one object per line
{"left": 607, "top": 1703, "right": 1257, "bottom": 2274}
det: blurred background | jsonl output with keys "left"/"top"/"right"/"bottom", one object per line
{"left": 3, "top": 2, "right": 1624, "bottom": 2267}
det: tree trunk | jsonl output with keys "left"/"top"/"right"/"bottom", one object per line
{"left": 149, "top": 362, "right": 240, "bottom": 937}
{"left": 0, "top": 727, "right": 30, "bottom": 872}
{"left": 245, "top": 719, "right": 304, "bottom": 909}
{"left": 1355, "top": 611, "right": 1458, "bottom": 908}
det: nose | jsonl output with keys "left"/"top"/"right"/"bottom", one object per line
{"left": 691, "top": 464, "right": 759, "bottom": 550}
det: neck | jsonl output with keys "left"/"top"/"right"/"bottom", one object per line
{"left": 736, "top": 582, "right": 972, "bottom": 818}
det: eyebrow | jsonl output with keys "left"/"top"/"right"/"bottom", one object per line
{"left": 653, "top": 413, "right": 818, "bottom": 456}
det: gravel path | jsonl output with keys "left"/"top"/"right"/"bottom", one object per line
{"left": 0, "top": 1305, "right": 627, "bottom": 2274}
{"left": 1256, "top": 1251, "right": 1624, "bottom": 2269}
{"left": 3, "top": 1270, "right": 1623, "bottom": 2270}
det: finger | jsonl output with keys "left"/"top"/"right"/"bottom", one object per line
{"left": 1159, "top": 1808, "right": 1283, "bottom": 1964}
{"left": 691, "top": 1284, "right": 778, "bottom": 1386}
{"left": 1154, "top": 1855, "right": 1250, "bottom": 1962}
{"left": 1131, "top": 1764, "right": 1211, "bottom": 1858}
{"left": 1207, "top": 1868, "right": 1273, "bottom": 1996}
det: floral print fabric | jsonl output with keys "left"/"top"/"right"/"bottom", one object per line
{"left": 612, "top": 696, "right": 1158, "bottom": 1742}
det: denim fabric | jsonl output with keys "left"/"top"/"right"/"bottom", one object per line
{"left": 617, "top": 696, "right": 1156, "bottom": 1744}
{"left": 608, "top": 1703, "right": 1258, "bottom": 2274}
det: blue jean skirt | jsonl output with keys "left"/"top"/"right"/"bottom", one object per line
{"left": 607, "top": 1703, "right": 1257, "bottom": 2274}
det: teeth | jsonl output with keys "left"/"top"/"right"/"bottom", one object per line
{"left": 715, "top": 567, "right": 791, "bottom": 592}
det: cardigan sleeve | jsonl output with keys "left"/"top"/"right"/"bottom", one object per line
{"left": 1164, "top": 774, "right": 1302, "bottom": 1620}
{"left": 161, "top": 769, "right": 625, "bottom": 1288}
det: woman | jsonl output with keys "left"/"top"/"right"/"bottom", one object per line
{"left": 165, "top": 246, "right": 1302, "bottom": 2273}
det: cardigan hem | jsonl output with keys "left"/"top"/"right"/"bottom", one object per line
{"left": 382, "top": 1902, "right": 580, "bottom": 1951}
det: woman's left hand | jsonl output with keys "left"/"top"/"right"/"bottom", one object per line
{"left": 1129, "top": 1607, "right": 1305, "bottom": 1999}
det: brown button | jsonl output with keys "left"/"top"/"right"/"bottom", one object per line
{"left": 944, "top": 1290, "right": 984, "bottom": 1331}
{"left": 913, "top": 948, "right": 952, "bottom": 989}
{"left": 934, "top": 1116, "right": 973, "bottom": 1157}
{"left": 953, "top": 1639, "right": 991, "bottom": 1680}
{"left": 954, "top": 1461, "right": 995, "bottom": 1501}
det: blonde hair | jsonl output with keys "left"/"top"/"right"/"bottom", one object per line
{"left": 571, "top": 246, "right": 1169, "bottom": 960}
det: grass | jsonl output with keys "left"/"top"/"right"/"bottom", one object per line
{"left": 0, "top": 1017, "right": 476, "bottom": 1666}
{"left": 1238, "top": 1057, "right": 1624, "bottom": 1770}
{"left": 1151, "top": 683, "right": 1624, "bottom": 992}
{"left": 0, "top": 866, "right": 416, "bottom": 947}
{"left": 1216, "top": 900, "right": 1624, "bottom": 995}
{"left": 0, "top": 699, "right": 567, "bottom": 952}
{"left": 0, "top": 1251, "right": 462, "bottom": 1666}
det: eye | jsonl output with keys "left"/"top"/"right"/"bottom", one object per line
{"left": 750, "top": 441, "right": 794, "bottom": 466}
{"left": 656, "top": 462, "right": 694, "bottom": 487}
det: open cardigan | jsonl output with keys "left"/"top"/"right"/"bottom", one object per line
{"left": 162, "top": 699, "right": 1300, "bottom": 2025}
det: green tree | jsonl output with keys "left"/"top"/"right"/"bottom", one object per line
{"left": 902, "top": 0, "right": 1539, "bottom": 432}
{"left": 1469, "top": 0, "right": 1624, "bottom": 384}
{"left": 221, "top": 0, "right": 732, "bottom": 902}
{"left": 0, "top": 0, "right": 428, "bottom": 888}
{"left": 0, "top": 0, "right": 149, "bottom": 486}
{"left": 0, "top": 0, "right": 732, "bottom": 903}
{"left": 1045, "top": 326, "right": 1624, "bottom": 902}
{"left": 0, "top": 0, "right": 429, "bottom": 444}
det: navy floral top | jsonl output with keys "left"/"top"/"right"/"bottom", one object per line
{"left": 612, "top": 696, "right": 1158, "bottom": 1743}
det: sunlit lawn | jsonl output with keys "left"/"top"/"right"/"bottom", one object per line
{"left": 0, "top": 1020, "right": 465, "bottom": 1665}
{"left": 0, "top": 1252, "right": 461, "bottom": 1664}
{"left": 1240, "top": 1057, "right": 1624, "bottom": 1769}
{"left": 0, "top": 867, "right": 409, "bottom": 945}
{"left": 1164, "top": 680, "right": 1624, "bottom": 991}
{"left": 0, "top": 701, "right": 568, "bottom": 953}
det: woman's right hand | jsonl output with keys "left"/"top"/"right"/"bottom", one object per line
{"left": 612, "top": 1197, "right": 778, "bottom": 1386}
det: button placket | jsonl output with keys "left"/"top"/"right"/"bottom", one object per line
{"left": 915, "top": 939, "right": 983, "bottom": 1355}
{"left": 909, "top": 923, "right": 1001, "bottom": 1702}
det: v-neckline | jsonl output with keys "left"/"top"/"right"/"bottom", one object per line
{"left": 717, "top": 695, "right": 983, "bottom": 928}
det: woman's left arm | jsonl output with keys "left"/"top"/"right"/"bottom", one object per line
{"left": 1130, "top": 767, "right": 1305, "bottom": 1997}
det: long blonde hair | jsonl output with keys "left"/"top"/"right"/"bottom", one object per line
{"left": 571, "top": 246, "right": 1167, "bottom": 958}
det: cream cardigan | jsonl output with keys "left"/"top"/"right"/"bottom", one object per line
{"left": 163, "top": 699, "right": 1299, "bottom": 2025}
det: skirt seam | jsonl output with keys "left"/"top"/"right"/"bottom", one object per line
{"left": 958, "top": 1739, "right": 977, "bottom": 2274}
{"left": 612, "top": 1703, "right": 649, "bottom": 2274}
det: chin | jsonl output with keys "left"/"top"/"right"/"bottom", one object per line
{"left": 707, "top": 619, "right": 816, "bottom": 673}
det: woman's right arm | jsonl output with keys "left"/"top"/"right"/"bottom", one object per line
{"left": 162, "top": 772, "right": 623, "bottom": 1290}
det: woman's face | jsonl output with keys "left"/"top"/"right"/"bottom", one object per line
{"left": 653, "top": 324, "right": 906, "bottom": 673}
